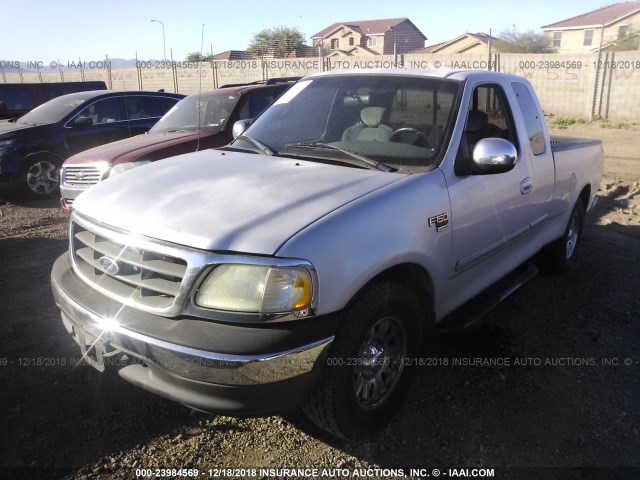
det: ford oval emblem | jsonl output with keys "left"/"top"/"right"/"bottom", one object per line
{"left": 98, "top": 256, "right": 120, "bottom": 275}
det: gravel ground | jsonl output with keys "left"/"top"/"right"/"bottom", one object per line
{"left": 0, "top": 122, "right": 638, "bottom": 480}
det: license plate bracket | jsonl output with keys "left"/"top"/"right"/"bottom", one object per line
{"left": 75, "top": 327, "right": 107, "bottom": 372}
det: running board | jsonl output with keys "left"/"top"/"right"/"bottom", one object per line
{"left": 436, "top": 262, "right": 539, "bottom": 333}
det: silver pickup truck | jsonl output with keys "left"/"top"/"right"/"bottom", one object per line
{"left": 51, "top": 69, "right": 603, "bottom": 439}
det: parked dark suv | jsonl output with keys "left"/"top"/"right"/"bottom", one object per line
{"left": 0, "top": 90, "right": 184, "bottom": 198}
{"left": 59, "top": 79, "right": 297, "bottom": 212}
{"left": 0, "top": 81, "right": 107, "bottom": 120}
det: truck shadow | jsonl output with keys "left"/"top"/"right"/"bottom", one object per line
{"left": 282, "top": 183, "right": 639, "bottom": 469}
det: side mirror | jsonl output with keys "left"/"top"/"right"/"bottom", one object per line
{"left": 472, "top": 138, "right": 518, "bottom": 174}
{"left": 232, "top": 119, "right": 253, "bottom": 139}
{"left": 73, "top": 116, "right": 94, "bottom": 127}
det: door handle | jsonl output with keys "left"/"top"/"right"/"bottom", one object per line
{"left": 520, "top": 177, "right": 533, "bottom": 195}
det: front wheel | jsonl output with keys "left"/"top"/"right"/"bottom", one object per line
{"left": 302, "top": 282, "right": 422, "bottom": 439}
{"left": 539, "top": 199, "right": 585, "bottom": 273}
{"left": 19, "top": 155, "right": 61, "bottom": 199}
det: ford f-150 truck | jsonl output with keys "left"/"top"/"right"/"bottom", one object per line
{"left": 51, "top": 69, "right": 603, "bottom": 439}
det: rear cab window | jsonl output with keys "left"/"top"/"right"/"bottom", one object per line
{"left": 511, "top": 82, "right": 546, "bottom": 155}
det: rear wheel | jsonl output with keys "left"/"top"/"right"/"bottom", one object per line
{"left": 302, "top": 282, "right": 421, "bottom": 439}
{"left": 19, "top": 155, "right": 61, "bottom": 199}
{"left": 539, "top": 199, "right": 585, "bottom": 273}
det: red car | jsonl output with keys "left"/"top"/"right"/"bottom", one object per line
{"left": 60, "top": 79, "right": 298, "bottom": 213}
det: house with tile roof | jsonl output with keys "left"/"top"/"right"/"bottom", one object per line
{"left": 210, "top": 50, "right": 256, "bottom": 61}
{"left": 409, "top": 32, "right": 510, "bottom": 55}
{"left": 541, "top": 2, "right": 640, "bottom": 52}
{"left": 311, "top": 18, "right": 426, "bottom": 56}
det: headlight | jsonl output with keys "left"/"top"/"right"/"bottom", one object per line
{"left": 195, "top": 264, "right": 312, "bottom": 314}
{"left": 109, "top": 160, "right": 151, "bottom": 177}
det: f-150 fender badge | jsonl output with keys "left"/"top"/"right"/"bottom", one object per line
{"left": 428, "top": 213, "right": 449, "bottom": 232}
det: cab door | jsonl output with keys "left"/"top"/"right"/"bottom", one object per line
{"left": 443, "top": 82, "right": 538, "bottom": 284}
{"left": 65, "top": 96, "right": 129, "bottom": 156}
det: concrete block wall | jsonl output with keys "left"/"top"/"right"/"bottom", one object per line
{"left": 498, "top": 53, "right": 594, "bottom": 118}
{"left": 595, "top": 50, "right": 640, "bottom": 121}
{"left": 2, "top": 51, "right": 639, "bottom": 121}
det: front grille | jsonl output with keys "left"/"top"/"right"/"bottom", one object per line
{"left": 63, "top": 165, "right": 104, "bottom": 187}
{"left": 71, "top": 222, "right": 187, "bottom": 308}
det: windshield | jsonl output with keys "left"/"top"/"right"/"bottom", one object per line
{"left": 150, "top": 92, "right": 240, "bottom": 134}
{"left": 18, "top": 95, "right": 88, "bottom": 124}
{"left": 236, "top": 74, "right": 461, "bottom": 171}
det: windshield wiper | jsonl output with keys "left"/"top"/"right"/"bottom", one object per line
{"left": 236, "top": 135, "right": 275, "bottom": 156}
{"left": 284, "top": 142, "right": 395, "bottom": 172}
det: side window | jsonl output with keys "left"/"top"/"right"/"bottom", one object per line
{"left": 121, "top": 96, "right": 178, "bottom": 121}
{"left": 0, "top": 89, "right": 35, "bottom": 110}
{"left": 159, "top": 97, "right": 180, "bottom": 112}
{"left": 237, "top": 90, "right": 277, "bottom": 120}
{"left": 456, "top": 84, "right": 517, "bottom": 175}
{"left": 512, "top": 82, "right": 545, "bottom": 155}
{"left": 583, "top": 29, "right": 594, "bottom": 47}
{"left": 125, "top": 97, "right": 164, "bottom": 119}
{"left": 78, "top": 97, "right": 125, "bottom": 124}
{"left": 466, "top": 84, "right": 515, "bottom": 144}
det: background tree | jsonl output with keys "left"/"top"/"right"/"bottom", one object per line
{"left": 248, "top": 27, "right": 305, "bottom": 58}
{"left": 498, "top": 28, "right": 553, "bottom": 53}
{"left": 612, "top": 28, "right": 639, "bottom": 51}
{"left": 186, "top": 52, "right": 203, "bottom": 62}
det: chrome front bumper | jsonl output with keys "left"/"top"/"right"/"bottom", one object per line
{"left": 51, "top": 253, "right": 335, "bottom": 414}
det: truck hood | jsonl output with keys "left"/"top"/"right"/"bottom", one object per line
{"left": 63, "top": 130, "right": 216, "bottom": 164}
{"left": 73, "top": 150, "right": 403, "bottom": 254}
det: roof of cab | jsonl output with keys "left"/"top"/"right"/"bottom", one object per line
{"left": 306, "top": 68, "right": 519, "bottom": 81}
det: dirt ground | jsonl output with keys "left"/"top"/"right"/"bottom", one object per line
{"left": 0, "top": 121, "right": 638, "bottom": 480}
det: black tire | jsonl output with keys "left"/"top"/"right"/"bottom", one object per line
{"left": 539, "top": 199, "right": 585, "bottom": 273}
{"left": 302, "top": 282, "right": 422, "bottom": 439}
{"left": 18, "top": 155, "right": 61, "bottom": 199}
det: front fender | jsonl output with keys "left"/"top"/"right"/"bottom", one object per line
{"left": 277, "top": 170, "right": 452, "bottom": 316}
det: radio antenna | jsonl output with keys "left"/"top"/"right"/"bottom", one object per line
{"left": 196, "top": 24, "right": 204, "bottom": 152}
{"left": 123, "top": 64, "right": 131, "bottom": 139}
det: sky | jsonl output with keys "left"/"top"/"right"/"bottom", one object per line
{"left": 1, "top": 0, "right": 620, "bottom": 63}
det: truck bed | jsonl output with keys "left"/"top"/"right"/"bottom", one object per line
{"left": 550, "top": 136, "right": 602, "bottom": 152}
